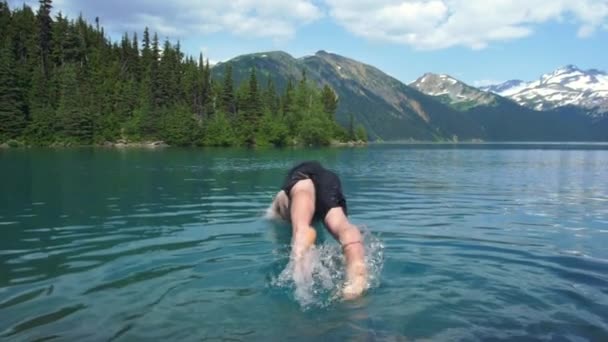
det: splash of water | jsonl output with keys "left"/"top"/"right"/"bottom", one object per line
{"left": 271, "top": 227, "right": 384, "bottom": 309}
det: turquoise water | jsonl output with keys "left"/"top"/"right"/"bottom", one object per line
{"left": 1, "top": 144, "right": 608, "bottom": 341}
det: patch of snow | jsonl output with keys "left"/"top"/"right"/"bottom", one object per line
{"left": 566, "top": 75, "right": 592, "bottom": 89}
{"left": 498, "top": 82, "right": 531, "bottom": 97}
{"left": 438, "top": 74, "right": 457, "bottom": 85}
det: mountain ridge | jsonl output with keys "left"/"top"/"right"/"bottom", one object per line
{"left": 409, "top": 73, "right": 497, "bottom": 110}
{"left": 211, "top": 51, "right": 608, "bottom": 141}
{"left": 482, "top": 65, "right": 608, "bottom": 116}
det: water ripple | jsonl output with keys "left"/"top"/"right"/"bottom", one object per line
{"left": 1, "top": 146, "right": 607, "bottom": 340}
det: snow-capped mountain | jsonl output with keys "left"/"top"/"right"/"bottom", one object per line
{"left": 481, "top": 80, "right": 526, "bottom": 96}
{"left": 410, "top": 73, "right": 496, "bottom": 109}
{"left": 482, "top": 65, "right": 608, "bottom": 116}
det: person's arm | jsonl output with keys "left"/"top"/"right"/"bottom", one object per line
{"left": 267, "top": 190, "right": 290, "bottom": 221}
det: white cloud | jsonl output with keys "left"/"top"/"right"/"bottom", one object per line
{"left": 325, "top": 0, "right": 608, "bottom": 50}
{"left": 22, "top": 0, "right": 323, "bottom": 40}
{"left": 9, "top": 0, "right": 607, "bottom": 51}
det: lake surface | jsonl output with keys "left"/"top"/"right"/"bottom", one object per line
{"left": 1, "top": 144, "right": 608, "bottom": 341}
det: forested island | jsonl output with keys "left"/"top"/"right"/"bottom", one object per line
{"left": 0, "top": 1, "right": 367, "bottom": 147}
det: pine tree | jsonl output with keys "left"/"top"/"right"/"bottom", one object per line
{"left": 221, "top": 63, "right": 235, "bottom": 115}
{"left": 247, "top": 68, "right": 261, "bottom": 126}
{"left": 150, "top": 32, "right": 161, "bottom": 108}
{"left": 1, "top": 2, "right": 12, "bottom": 50}
{"left": 130, "top": 32, "right": 140, "bottom": 80}
{"left": 36, "top": 0, "right": 52, "bottom": 77}
{"left": 283, "top": 78, "right": 297, "bottom": 132}
{"left": 25, "top": 48, "right": 56, "bottom": 144}
{"left": 321, "top": 85, "right": 338, "bottom": 119}
{"left": 162, "top": 104, "right": 198, "bottom": 146}
{"left": 2, "top": 2, "right": 348, "bottom": 146}
{"left": 141, "top": 27, "right": 151, "bottom": 66}
{"left": 158, "top": 39, "right": 179, "bottom": 108}
{"left": 56, "top": 63, "right": 93, "bottom": 143}
{"left": 263, "top": 77, "right": 278, "bottom": 116}
{"left": 202, "top": 58, "right": 211, "bottom": 116}
{"left": 348, "top": 113, "right": 356, "bottom": 141}
{"left": 238, "top": 68, "right": 262, "bottom": 145}
{"left": 50, "top": 11, "right": 67, "bottom": 66}
{"left": 355, "top": 124, "right": 368, "bottom": 142}
{"left": 0, "top": 47, "right": 26, "bottom": 140}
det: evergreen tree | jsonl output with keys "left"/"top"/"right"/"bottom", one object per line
{"left": 36, "top": 0, "right": 52, "bottom": 77}
{"left": 203, "top": 111, "right": 235, "bottom": 147}
{"left": 56, "top": 63, "right": 93, "bottom": 143}
{"left": 221, "top": 63, "right": 235, "bottom": 115}
{"left": 245, "top": 68, "right": 262, "bottom": 135}
{"left": 0, "top": 2, "right": 10, "bottom": 39}
{"left": 283, "top": 78, "right": 297, "bottom": 132}
{"left": 201, "top": 57, "right": 211, "bottom": 117}
{"left": 50, "top": 11, "right": 67, "bottom": 66}
{"left": 321, "top": 85, "right": 338, "bottom": 119}
{"left": 130, "top": 32, "right": 140, "bottom": 79}
{"left": 162, "top": 103, "right": 198, "bottom": 146}
{"left": 349, "top": 113, "right": 355, "bottom": 140}
{"left": 355, "top": 124, "right": 368, "bottom": 142}
{"left": 2, "top": 2, "right": 350, "bottom": 147}
{"left": 263, "top": 77, "right": 278, "bottom": 115}
{"left": 158, "top": 39, "right": 176, "bottom": 108}
{"left": 0, "top": 47, "right": 26, "bottom": 140}
{"left": 150, "top": 32, "right": 161, "bottom": 108}
{"left": 141, "top": 27, "right": 151, "bottom": 66}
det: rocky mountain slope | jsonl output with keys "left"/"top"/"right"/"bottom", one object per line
{"left": 213, "top": 51, "right": 482, "bottom": 141}
{"left": 410, "top": 73, "right": 496, "bottom": 110}
{"left": 212, "top": 52, "right": 608, "bottom": 141}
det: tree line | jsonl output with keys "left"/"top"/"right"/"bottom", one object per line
{"left": 0, "top": 0, "right": 366, "bottom": 147}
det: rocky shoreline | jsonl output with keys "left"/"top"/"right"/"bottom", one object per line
{"left": 1, "top": 139, "right": 368, "bottom": 149}
{"left": 0, "top": 139, "right": 170, "bottom": 149}
{"left": 330, "top": 140, "right": 368, "bottom": 147}
{"left": 102, "top": 140, "right": 169, "bottom": 148}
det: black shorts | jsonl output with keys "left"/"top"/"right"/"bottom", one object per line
{"left": 281, "top": 161, "right": 348, "bottom": 221}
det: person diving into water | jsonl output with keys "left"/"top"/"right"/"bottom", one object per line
{"left": 268, "top": 161, "right": 368, "bottom": 300}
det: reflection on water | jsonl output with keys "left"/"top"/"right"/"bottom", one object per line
{"left": 0, "top": 144, "right": 607, "bottom": 341}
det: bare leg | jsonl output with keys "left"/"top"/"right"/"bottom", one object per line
{"left": 289, "top": 180, "right": 317, "bottom": 257}
{"left": 288, "top": 180, "right": 317, "bottom": 284}
{"left": 324, "top": 207, "right": 368, "bottom": 299}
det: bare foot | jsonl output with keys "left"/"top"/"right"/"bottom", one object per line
{"left": 343, "top": 282, "right": 365, "bottom": 300}
{"left": 342, "top": 262, "right": 367, "bottom": 300}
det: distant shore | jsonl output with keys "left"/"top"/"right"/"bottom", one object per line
{"left": 1, "top": 139, "right": 368, "bottom": 149}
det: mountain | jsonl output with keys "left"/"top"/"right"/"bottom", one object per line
{"left": 481, "top": 80, "right": 526, "bottom": 95}
{"left": 409, "top": 72, "right": 608, "bottom": 141}
{"left": 409, "top": 73, "right": 496, "bottom": 110}
{"left": 213, "top": 51, "right": 483, "bottom": 141}
{"left": 482, "top": 65, "right": 608, "bottom": 116}
{"left": 212, "top": 51, "right": 608, "bottom": 141}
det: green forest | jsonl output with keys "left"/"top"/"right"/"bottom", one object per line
{"left": 0, "top": 1, "right": 366, "bottom": 147}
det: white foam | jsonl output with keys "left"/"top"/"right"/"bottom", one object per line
{"left": 271, "top": 227, "right": 384, "bottom": 309}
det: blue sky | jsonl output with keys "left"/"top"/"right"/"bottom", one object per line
{"left": 7, "top": 0, "right": 608, "bottom": 86}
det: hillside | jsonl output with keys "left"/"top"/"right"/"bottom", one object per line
{"left": 213, "top": 51, "right": 608, "bottom": 142}
{"left": 213, "top": 51, "right": 483, "bottom": 141}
